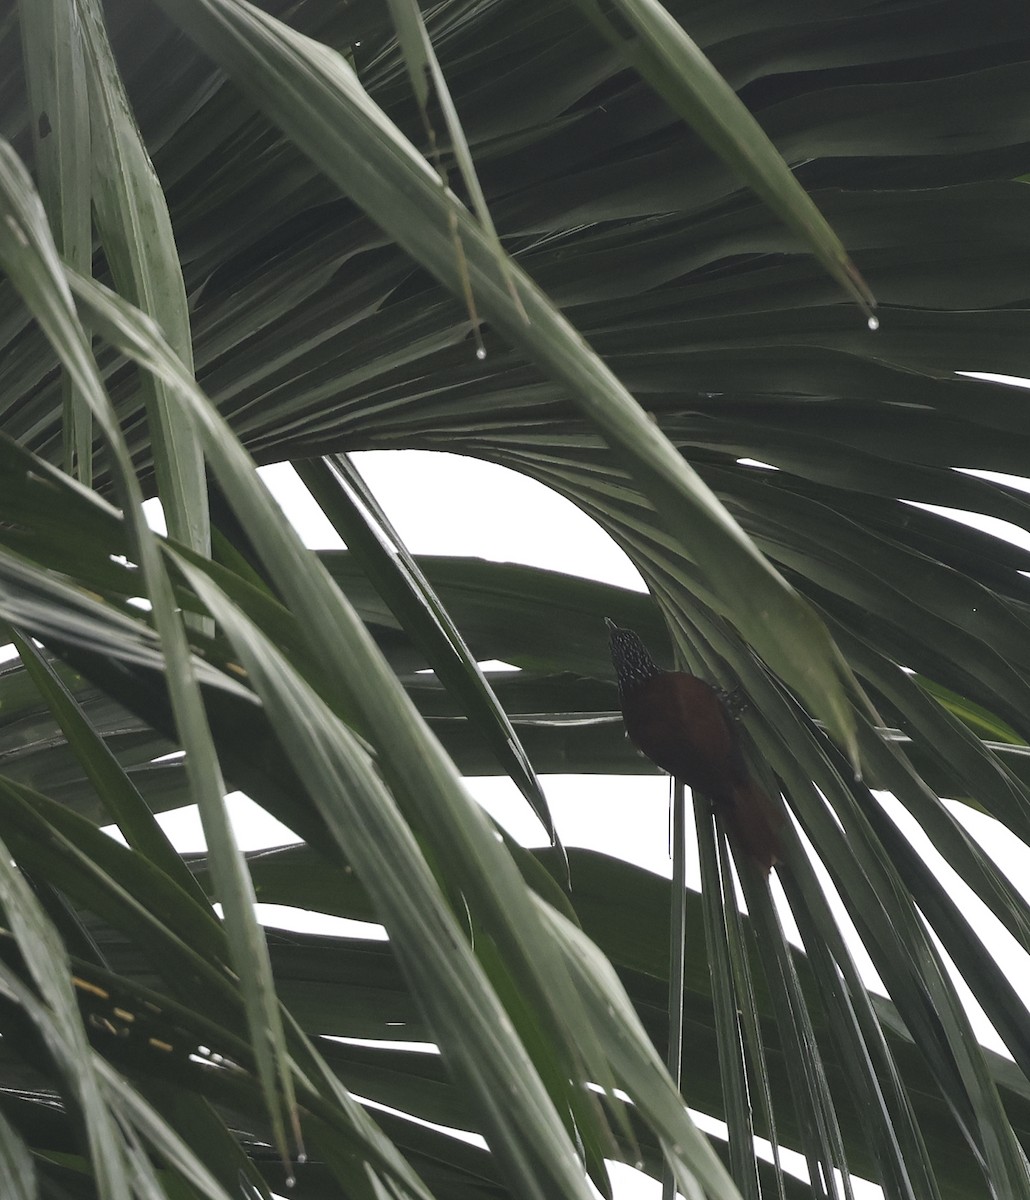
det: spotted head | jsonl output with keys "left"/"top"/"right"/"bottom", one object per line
{"left": 605, "top": 617, "right": 663, "bottom": 699}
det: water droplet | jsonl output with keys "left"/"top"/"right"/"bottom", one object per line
{"left": 284, "top": 1175, "right": 296, "bottom": 1190}
{"left": 475, "top": 346, "right": 487, "bottom": 361}
{"left": 296, "top": 1152, "right": 308, "bottom": 1166}
{"left": 867, "top": 315, "right": 880, "bottom": 331}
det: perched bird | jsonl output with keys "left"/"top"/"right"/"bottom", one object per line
{"left": 605, "top": 618, "right": 784, "bottom": 871}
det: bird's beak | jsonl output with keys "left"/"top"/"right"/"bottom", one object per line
{"left": 604, "top": 617, "right": 618, "bottom": 632}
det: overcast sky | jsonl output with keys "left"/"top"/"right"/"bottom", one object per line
{"left": 138, "top": 448, "right": 1030, "bottom": 1200}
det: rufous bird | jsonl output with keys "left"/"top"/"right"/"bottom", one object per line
{"left": 605, "top": 618, "right": 784, "bottom": 871}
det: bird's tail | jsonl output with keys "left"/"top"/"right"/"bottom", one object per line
{"left": 721, "top": 777, "right": 784, "bottom": 872}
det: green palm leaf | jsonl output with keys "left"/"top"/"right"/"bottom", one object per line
{"left": 0, "top": 0, "right": 1029, "bottom": 1197}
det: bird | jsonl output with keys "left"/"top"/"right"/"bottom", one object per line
{"left": 605, "top": 618, "right": 784, "bottom": 871}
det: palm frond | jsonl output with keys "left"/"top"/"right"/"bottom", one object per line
{"left": 1, "top": 0, "right": 1029, "bottom": 1197}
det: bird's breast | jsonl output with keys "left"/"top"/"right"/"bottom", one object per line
{"left": 621, "top": 671, "right": 744, "bottom": 794}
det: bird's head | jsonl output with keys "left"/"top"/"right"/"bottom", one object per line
{"left": 605, "top": 618, "right": 662, "bottom": 695}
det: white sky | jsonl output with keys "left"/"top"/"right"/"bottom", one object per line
{"left": 124, "top": 450, "right": 1030, "bottom": 1198}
